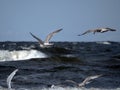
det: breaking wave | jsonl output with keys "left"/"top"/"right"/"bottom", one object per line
{"left": 0, "top": 49, "right": 47, "bottom": 61}
{"left": 96, "top": 41, "right": 111, "bottom": 45}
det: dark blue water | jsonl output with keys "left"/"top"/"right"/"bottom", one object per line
{"left": 0, "top": 41, "right": 120, "bottom": 90}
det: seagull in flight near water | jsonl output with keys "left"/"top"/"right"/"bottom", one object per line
{"left": 30, "top": 29, "right": 62, "bottom": 48}
{"left": 65, "top": 74, "right": 102, "bottom": 87}
{"left": 78, "top": 27, "right": 116, "bottom": 36}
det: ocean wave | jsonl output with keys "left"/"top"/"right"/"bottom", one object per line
{"left": 0, "top": 49, "right": 47, "bottom": 61}
{"left": 96, "top": 41, "right": 111, "bottom": 45}
{"left": 0, "top": 86, "right": 119, "bottom": 90}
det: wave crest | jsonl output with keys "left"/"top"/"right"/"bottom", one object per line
{"left": 0, "top": 49, "right": 47, "bottom": 61}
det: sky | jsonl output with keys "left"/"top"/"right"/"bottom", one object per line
{"left": 0, "top": 0, "right": 120, "bottom": 42}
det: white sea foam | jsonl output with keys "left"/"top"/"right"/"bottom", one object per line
{"left": 0, "top": 86, "right": 119, "bottom": 90}
{"left": 0, "top": 49, "right": 47, "bottom": 61}
{"left": 42, "top": 87, "right": 119, "bottom": 90}
{"left": 96, "top": 41, "right": 111, "bottom": 45}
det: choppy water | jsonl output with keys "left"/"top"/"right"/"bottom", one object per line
{"left": 0, "top": 41, "right": 120, "bottom": 90}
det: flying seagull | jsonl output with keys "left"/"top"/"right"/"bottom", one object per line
{"left": 78, "top": 74, "right": 102, "bottom": 87}
{"left": 65, "top": 74, "right": 102, "bottom": 87}
{"left": 78, "top": 27, "right": 116, "bottom": 36}
{"left": 30, "top": 28, "right": 62, "bottom": 48}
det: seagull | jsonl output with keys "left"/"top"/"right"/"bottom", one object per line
{"left": 30, "top": 29, "right": 62, "bottom": 48}
{"left": 65, "top": 74, "right": 102, "bottom": 87}
{"left": 78, "top": 27, "right": 116, "bottom": 36}
{"left": 78, "top": 74, "right": 102, "bottom": 87}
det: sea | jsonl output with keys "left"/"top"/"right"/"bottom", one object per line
{"left": 0, "top": 41, "right": 120, "bottom": 90}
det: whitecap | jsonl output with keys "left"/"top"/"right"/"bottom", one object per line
{"left": 0, "top": 49, "right": 47, "bottom": 62}
{"left": 96, "top": 41, "right": 111, "bottom": 45}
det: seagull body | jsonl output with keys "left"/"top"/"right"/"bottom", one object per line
{"left": 78, "top": 27, "right": 116, "bottom": 36}
{"left": 30, "top": 29, "right": 62, "bottom": 48}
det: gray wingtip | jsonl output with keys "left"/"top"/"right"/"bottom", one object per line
{"left": 77, "top": 34, "right": 82, "bottom": 36}
{"left": 29, "top": 32, "right": 35, "bottom": 37}
{"left": 29, "top": 32, "right": 33, "bottom": 35}
{"left": 60, "top": 28, "right": 63, "bottom": 30}
{"left": 58, "top": 28, "right": 63, "bottom": 32}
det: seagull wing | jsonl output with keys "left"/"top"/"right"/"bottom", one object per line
{"left": 7, "top": 69, "right": 18, "bottom": 89}
{"left": 78, "top": 30, "right": 94, "bottom": 36}
{"left": 110, "top": 29, "right": 116, "bottom": 31}
{"left": 44, "top": 28, "right": 62, "bottom": 43}
{"left": 78, "top": 74, "right": 102, "bottom": 87}
{"left": 65, "top": 80, "right": 78, "bottom": 85}
{"left": 30, "top": 32, "right": 44, "bottom": 45}
{"left": 105, "top": 28, "right": 116, "bottom": 31}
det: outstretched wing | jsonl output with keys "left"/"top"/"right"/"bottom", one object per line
{"left": 30, "top": 32, "right": 44, "bottom": 45}
{"left": 7, "top": 69, "right": 18, "bottom": 89}
{"left": 44, "top": 28, "right": 62, "bottom": 43}
{"left": 105, "top": 28, "right": 116, "bottom": 31}
{"left": 65, "top": 80, "right": 78, "bottom": 85}
{"left": 110, "top": 29, "right": 116, "bottom": 31}
{"left": 78, "top": 74, "right": 102, "bottom": 87}
{"left": 78, "top": 30, "right": 95, "bottom": 36}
